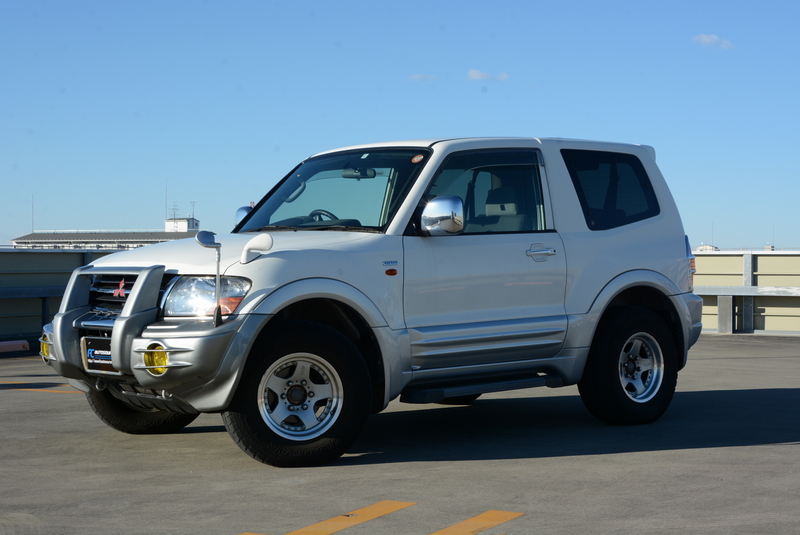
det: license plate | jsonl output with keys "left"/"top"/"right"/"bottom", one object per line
{"left": 82, "top": 337, "right": 118, "bottom": 373}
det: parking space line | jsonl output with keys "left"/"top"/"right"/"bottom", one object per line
{"left": 240, "top": 500, "right": 416, "bottom": 535}
{"left": 429, "top": 510, "right": 525, "bottom": 535}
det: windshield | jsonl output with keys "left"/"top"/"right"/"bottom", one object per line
{"left": 237, "top": 148, "right": 431, "bottom": 233}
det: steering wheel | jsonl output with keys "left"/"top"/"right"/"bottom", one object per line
{"left": 309, "top": 209, "right": 338, "bottom": 221}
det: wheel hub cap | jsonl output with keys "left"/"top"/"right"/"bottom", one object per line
{"left": 617, "top": 333, "right": 664, "bottom": 404}
{"left": 257, "top": 353, "right": 343, "bottom": 441}
{"left": 287, "top": 385, "right": 307, "bottom": 405}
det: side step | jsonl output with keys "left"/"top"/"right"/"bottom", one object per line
{"left": 399, "top": 372, "right": 564, "bottom": 404}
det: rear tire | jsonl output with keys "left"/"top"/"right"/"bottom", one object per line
{"left": 86, "top": 388, "right": 199, "bottom": 434}
{"left": 222, "top": 320, "right": 372, "bottom": 467}
{"left": 578, "top": 307, "right": 678, "bottom": 425}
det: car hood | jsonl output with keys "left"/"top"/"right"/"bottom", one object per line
{"left": 90, "top": 231, "right": 376, "bottom": 274}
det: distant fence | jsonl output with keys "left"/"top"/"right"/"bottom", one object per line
{"left": 0, "top": 249, "right": 113, "bottom": 347}
{"left": 693, "top": 250, "right": 800, "bottom": 334}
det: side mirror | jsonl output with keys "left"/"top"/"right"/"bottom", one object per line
{"left": 195, "top": 230, "right": 221, "bottom": 249}
{"left": 420, "top": 196, "right": 465, "bottom": 236}
{"left": 235, "top": 206, "right": 253, "bottom": 225}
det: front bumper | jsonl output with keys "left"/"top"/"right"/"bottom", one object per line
{"left": 40, "top": 264, "right": 267, "bottom": 412}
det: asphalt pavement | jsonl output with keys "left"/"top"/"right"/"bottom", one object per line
{"left": 1, "top": 334, "right": 799, "bottom": 535}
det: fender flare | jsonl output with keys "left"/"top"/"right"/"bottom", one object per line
{"left": 253, "top": 278, "right": 395, "bottom": 408}
{"left": 251, "top": 278, "right": 390, "bottom": 328}
{"left": 184, "top": 279, "right": 395, "bottom": 412}
{"left": 565, "top": 269, "right": 684, "bottom": 350}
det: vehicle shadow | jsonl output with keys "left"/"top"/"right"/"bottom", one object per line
{"left": 180, "top": 425, "right": 227, "bottom": 434}
{"left": 340, "top": 388, "right": 800, "bottom": 465}
{"left": 0, "top": 381, "right": 72, "bottom": 390}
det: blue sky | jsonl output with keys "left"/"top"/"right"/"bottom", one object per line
{"left": 2, "top": 0, "right": 798, "bottom": 249}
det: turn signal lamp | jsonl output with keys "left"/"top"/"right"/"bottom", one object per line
{"left": 218, "top": 296, "right": 246, "bottom": 315}
{"left": 143, "top": 344, "right": 169, "bottom": 376}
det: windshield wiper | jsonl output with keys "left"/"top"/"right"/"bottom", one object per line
{"left": 243, "top": 226, "right": 300, "bottom": 233}
{"left": 310, "top": 226, "right": 381, "bottom": 233}
{"left": 243, "top": 225, "right": 381, "bottom": 234}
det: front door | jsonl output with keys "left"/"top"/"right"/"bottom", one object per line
{"left": 402, "top": 149, "right": 567, "bottom": 370}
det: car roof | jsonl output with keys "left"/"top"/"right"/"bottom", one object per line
{"left": 309, "top": 137, "right": 655, "bottom": 160}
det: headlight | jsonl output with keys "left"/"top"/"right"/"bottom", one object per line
{"left": 163, "top": 276, "right": 251, "bottom": 317}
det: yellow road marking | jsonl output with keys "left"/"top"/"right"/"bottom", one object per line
{"left": 284, "top": 500, "right": 415, "bottom": 535}
{"left": 241, "top": 500, "right": 415, "bottom": 535}
{"left": 429, "top": 510, "right": 525, "bottom": 535}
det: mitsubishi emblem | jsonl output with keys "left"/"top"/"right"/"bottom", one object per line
{"left": 113, "top": 279, "right": 126, "bottom": 297}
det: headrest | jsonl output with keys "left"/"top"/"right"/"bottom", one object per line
{"left": 485, "top": 186, "right": 519, "bottom": 216}
{"left": 486, "top": 202, "right": 518, "bottom": 216}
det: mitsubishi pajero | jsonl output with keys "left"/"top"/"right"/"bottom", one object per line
{"left": 41, "top": 137, "right": 703, "bottom": 466}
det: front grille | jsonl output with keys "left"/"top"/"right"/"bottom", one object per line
{"left": 89, "top": 275, "right": 137, "bottom": 313}
{"left": 87, "top": 273, "right": 179, "bottom": 317}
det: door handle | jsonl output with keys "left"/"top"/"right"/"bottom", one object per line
{"left": 526, "top": 244, "right": 556, "bottom": 262}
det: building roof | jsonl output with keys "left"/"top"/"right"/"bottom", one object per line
{"left": 12, "top": 230, "right": 196, "bottom": 249}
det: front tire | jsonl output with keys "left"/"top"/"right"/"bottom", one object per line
{"left": 222, "top": 320, "right": 372, "bottom": 467}
{"left": 578, "top": 307, "right": 678, "bottom": 425}
{"left": 86, "top": 388, "right": 199, "bottom": 434}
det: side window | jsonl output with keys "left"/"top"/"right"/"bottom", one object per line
{"left": 426, "top": 149, "right": 545, "bottom": 234}
{"left": 561, "top": 149, "right": 660, "bottom": 231}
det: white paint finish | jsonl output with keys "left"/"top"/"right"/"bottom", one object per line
{"left": 403, "top": 232, "right": 567, "bottom": 368}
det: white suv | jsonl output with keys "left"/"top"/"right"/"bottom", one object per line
{"left": 41, "top": 137, "right": 702, "bottom": 467}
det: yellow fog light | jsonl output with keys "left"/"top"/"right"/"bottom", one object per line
{"left": 40, "top": 334, "right": 51, "bottom": 358}
{"left": 143, "top": 344, "right": 169, "bottom": 376}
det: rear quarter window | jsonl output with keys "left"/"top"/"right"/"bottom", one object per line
{"left": 561, "top": 149, "right": 660, "bottom": 230}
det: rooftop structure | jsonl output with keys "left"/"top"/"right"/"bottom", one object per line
{"left": 11, "top": 218, "right": 199, "bottom": 250}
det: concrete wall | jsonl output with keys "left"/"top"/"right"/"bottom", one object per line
{"left": 0, "top": 249, "right": 113, "bottom": 343}
{"left": 694, "top": 250, "right": 800, "bottom": 334}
